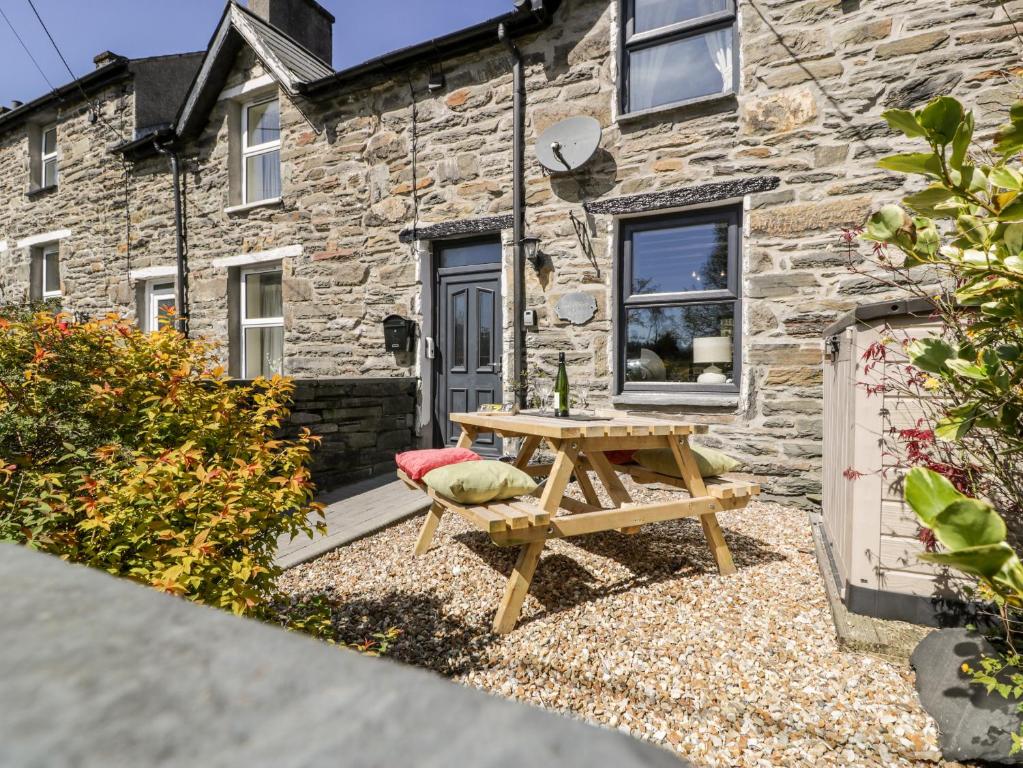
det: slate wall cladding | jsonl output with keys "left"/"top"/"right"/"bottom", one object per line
{"left": 279, "top": 377, "right": 417, "bottom": 490}
{"left": 1, "top": 0, "right": 1020, "bottom": 503}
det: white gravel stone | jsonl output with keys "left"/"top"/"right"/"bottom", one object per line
{"left": 279, "top": 480, "right": 956, "bottom": 767}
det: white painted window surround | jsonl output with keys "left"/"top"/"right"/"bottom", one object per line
{"left": 239, "top": 265, "right": 284, "bottom": 378}
{"left": 146, "top": 281, "right": 176, "bottom": 332}
{"left": 128, "top": 265, "right": 177, "bottom": 282}
{"left": 241, "top": 96, "right": 281, "bottom": 205}
{"left": 218, "top": 74, "right": 275, "bottom": 102}
{"left": 212, "top": 244, "right": 301, "bottom": 270}
{"left": 17, "top": 229, "right": 71, "bottom": 250}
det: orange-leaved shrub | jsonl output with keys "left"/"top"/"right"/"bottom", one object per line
{"left": 0, "top": 311, "right": 325, "bottom": 618}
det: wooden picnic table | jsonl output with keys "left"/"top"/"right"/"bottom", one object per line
{"left": 399, "top": 411, "right": 759, "bottom": 634}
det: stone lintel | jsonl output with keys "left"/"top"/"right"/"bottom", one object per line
{"left": 583, "top": 177, "right": 781, "bottom": 217}
{"left": 399, "top": 215, "right": 513, "bottom": 244}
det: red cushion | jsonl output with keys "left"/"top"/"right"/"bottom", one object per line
{"left": 604, "top": 450, "right": 637, "bottom": 466}
{"left": 395, "top": 448, "right": 481, "bottom": 481}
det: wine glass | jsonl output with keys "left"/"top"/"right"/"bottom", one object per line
{"left": 534, "top": 377, "right": 554, "bottom": 416}
{"left": 577, "top": 385, "right": 590, "bottom": 413}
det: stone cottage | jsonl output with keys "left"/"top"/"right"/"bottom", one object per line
{"left": 0, "top": 0, "right": 1019, "bottom": 505}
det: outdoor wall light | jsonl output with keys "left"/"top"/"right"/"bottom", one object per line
{"left": 521, "top": 235, "right": 542, "bottom": 273}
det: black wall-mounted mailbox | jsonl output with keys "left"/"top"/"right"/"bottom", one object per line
{"left": 383, "top": 314, "right": 415, "bottom": 353}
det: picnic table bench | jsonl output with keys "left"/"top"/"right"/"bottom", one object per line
{"left": 398, "top": 412, "right": 759, "bottom": 634}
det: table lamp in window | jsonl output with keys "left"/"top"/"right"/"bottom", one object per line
{"left": 693, "top": 336, "right": 731, "bottom": 384}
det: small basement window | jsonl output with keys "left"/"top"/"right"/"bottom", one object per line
{"left": 620, "top": 0, "right": 737, "bottom": 115}
{"left": 239, "top": 266, "right": 284, "bottom": 378}
{"left": 616, "top": 206, "right": 741, "bottom": 394}
{"left": 241, "top": 97, "right": 281, "bottom": 205}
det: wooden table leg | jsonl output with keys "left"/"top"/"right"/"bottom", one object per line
{"left": 669, "top": 436, "right": 737, "bottom": 575}
{"left": 700, "top": 512, "right": 736, "bottom": 575}
{"left": 414, "top": 501, "right": 445, "bottom": 556}
{"left": 587, "top": 450, "right": 640, "bottom": 533}
{"left": 574, "top": 461, "right": 601, "bottom": 508}
{"left": 492, "top": 441, "right": 578, "bottom": 634}
{"left": 493, "top": 540, "right": 545, "bottom": 634}
{"left": 456, "top": 425, "right": 479, "bottom": 450}
{"left": 513, "top": 435, "right": 541, "bottom": 469}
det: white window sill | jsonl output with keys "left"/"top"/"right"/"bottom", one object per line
{"left": 616, "top": 91, "right": 737, "bottom": 125}
{"left": 612, "top": 391, "right": 739, "bottom": 409}
{"left": 225, "top": 197, "right": 283, "bottom": 215}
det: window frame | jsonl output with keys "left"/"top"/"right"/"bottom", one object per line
{"left": 145, "top": 280, "right": 176, "bottom": 332}
{"left": 239, "top": 264, "right": 284, "bottom": 379}
{"left": 38, "top": 122, "right": 58, "bottom": 189}
{"left": 618, "top": 0, "right": 738, "bottom": 117}
{"left": 240, "top": 96, "right": 281, "bottom": 205}
{"left": 615, "top": 206, "right": 743, "bottom": 395}
{"left": 40, "top": 243, "right": 61, "bottom": 300}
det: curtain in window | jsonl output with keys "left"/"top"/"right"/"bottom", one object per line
{"left": 246, "top": 151, "right": 281, "bottom": 203}
{"left": 707, "top": 27, "right": 733, "bottom": 92}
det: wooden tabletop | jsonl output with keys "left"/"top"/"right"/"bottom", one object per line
{"left": 450, "top": 411, "right": 705, "bottom": 439}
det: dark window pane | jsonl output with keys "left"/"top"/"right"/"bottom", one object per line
{"left": 438, "top": 240, "right": 501, "bottom": 268}
{"left": 634, "top": 0, "right": 728, "bottom": 32}
{"left": 43, "top": 250, "right": 60, "bottom": 294}
{"left": 245, "top": 149, "right": 281, "bottom": 202}
{"left": 452, "top": 290, "right": 467, "bottom": 369}
{"left": 631, "top": 220, "right": 730, "bottom": 295}
{"left": 628, "top": 28, "right": 732, "bottom": 112}
{"left": 42, "top": 126, "right": 56, "bottom": 155}
{"left": 478, "top": 289, "right": 493, "bottom": 369}
{"left": 245, "top": 271, "right": 283, "bottom": 319}
{"left": 247, "top": 99, "right": 280, "bottom": 146}
{"left": 244, "top": 326, "right": 284, "bottom": 378}
{"left": 625, "top": 303, "right": 735, "bottom": 384}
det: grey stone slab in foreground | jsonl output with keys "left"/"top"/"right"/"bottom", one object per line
{"left": 912, "top": 628, "right": 1023, "bottom": 765}
{"left": 0, "top": 544, "right": 687, "bottom": 768}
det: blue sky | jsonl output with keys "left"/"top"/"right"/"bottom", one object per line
{"left": 0, "top": 0, "right": 513, "bottom": 106}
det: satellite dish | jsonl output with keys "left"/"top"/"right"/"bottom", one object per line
{"left": 535, "top": 116, "right": 601, "bottom": 173}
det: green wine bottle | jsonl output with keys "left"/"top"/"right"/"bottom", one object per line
{"left": 554, "top": 352, "right": 570, "bottom": 418}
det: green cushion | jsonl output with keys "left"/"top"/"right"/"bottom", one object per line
{"left": 423, "top": 460, "right": 538, "bottom": 504}
{"left": 633, "top": 444, "right": 741, "bottom": 479}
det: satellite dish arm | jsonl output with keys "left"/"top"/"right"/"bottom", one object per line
{"left": 550, "top": 141, "right": 571, "bottom": 171}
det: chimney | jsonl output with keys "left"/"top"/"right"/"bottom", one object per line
{"left": 10, "top": 100, "right": 23, "bottom": 109}
{"left": 248, "top": 0, "right": 334, "bottom": 65}
{"left": 93, "top": 51, "right": 122, "bottom": 69}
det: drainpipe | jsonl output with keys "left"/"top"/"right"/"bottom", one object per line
{"left": 499, "top": 22, "right": 527, "bottom": 409}
{"left": 153, "top": 142, "right": 189, "bottom": 337}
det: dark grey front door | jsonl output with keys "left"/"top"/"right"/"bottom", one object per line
{"left": 435, "top": 238, "right": 503, "bottom": 455}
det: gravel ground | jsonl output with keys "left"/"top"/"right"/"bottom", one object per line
{"left": 279, "top": 479, "right": 946, "bottom": 767}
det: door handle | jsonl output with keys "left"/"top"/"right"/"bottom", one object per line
{"left": 425, "top": 336, "right": 436, "bottom": 359}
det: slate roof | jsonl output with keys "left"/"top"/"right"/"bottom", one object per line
{"left": 175, "top": 1, "right": 332, "bottom": 139}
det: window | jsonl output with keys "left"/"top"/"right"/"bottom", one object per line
{"left": 240, "top": 266, "right": 284, "bottom": 378}
{"left": 146, "top": 281, "right": 176, "bottom": 331}
{"left": 617, "top": 207, "right": 741, "bottom": 392}
{"left": 241, "top": 97, "right": 281, "bottom": 204}
{"left": 40, "top": 123, "right": 58, "bottom": 188}
{"left": 40, "top": 243, "right": 61, "bottom": 299}
{"left": 620, "top": 0, "right": 736, "bottom": 115}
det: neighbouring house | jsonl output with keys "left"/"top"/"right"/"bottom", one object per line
{"left": 0, "top": 0, "right": 1018, "bottom": 511}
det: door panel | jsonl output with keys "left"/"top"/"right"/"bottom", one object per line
{"left": 435, "top": 240, "right": 503, "bottom": 456}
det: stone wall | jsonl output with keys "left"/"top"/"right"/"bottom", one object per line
{"left": 278, "top": 377, "right": 417, "bottom": 490}
{"left": 0, "top": 77, "right": 179, "bottom": 319}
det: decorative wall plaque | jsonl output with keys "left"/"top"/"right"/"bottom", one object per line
{"left": 555, "top": 292, "right": 597, "bottom": 325}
